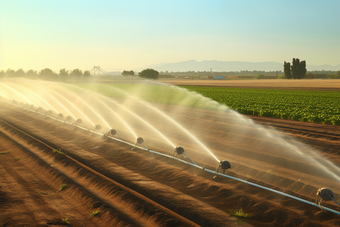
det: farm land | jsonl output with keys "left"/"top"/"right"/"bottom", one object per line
{"left": 181, "top": 86, "right": 340, "bottom": 125}
{"left": 1, "top": 79, "right": 340, "bottom": 226}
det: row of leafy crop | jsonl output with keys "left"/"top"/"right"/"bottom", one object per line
{"left": 181, "top": 86, "right": 340, "bottom": 125}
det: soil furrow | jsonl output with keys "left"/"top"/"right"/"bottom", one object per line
{"left": 1, "top": 104, "right": 340, "bottom": 226}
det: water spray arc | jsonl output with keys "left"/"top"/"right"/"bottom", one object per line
{"left": 29, "top": 84, "right": 77, "bottom": 120}
{"left": 45, "top": 88, "right": 95, "bottom": 127}
{"left": 20, "top": 87, "right": 59, "bottom": 114}
{"left": 105, "top": 97, "right": 176, "bottom": 148}
{"left": 64, "top": 91, "right": 111, "bottom": 130}
{"left": 108, "top": 86, "right": 221, "bottom": 163}
{"left": 98, "top": 94, "right": 198, "bottom": 164}
{"left": 4, "top": 97, "right": 340, "bottom": 216}
{"left": 0, "top": 82, "right": 34, "bottom": 105}
{"left": 97, "top": 99, "right": 138, "bottom": 139}
{"left": 2, "top": 80, "right": 340, "bottom": 217}
{"left": 282, "top": 140, "right": 340, "bottom": 182}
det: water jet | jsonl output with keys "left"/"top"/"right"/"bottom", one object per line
{"left": 3, "top": 78, "right": 340, "bottom": 216}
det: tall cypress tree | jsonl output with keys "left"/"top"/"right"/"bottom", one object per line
{"left": 284, "top": 61, "right": 292, "bottom": 79}
{"left": 284, "top": 58, "right": 307, "bottom": 79}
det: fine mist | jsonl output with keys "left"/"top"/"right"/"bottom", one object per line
{"left": 1, "top": 77, "right": 340, "bottom": 196}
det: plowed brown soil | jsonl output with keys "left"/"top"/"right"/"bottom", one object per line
{"left": 1, "top": 87, "right": 340, "bottom": 227}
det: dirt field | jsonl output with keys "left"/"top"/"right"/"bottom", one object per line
{"left": 1, "top": 80, "right": 340, "bottom": 226}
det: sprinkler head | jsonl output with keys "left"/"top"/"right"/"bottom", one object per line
{"left": 137, "top": 137, "right": 144, "bottom": 144}
{"left": 220, "top": 160, "right": 231, "bottom": 170}
{"left": 95, "top": 124, "right": 102, "bottom": 131}
{"left": 131, "top": 137, "right": 145, "bottom": 150}
{"left": 110, "top": 129, "right": 117, "bottom": 135}
{"left": 76, "top": 119, "right": 82, "bottom": 124}
{"left": 45, "top": 110, "right": 52, "bottom": 115}
{"left": 175, "top": 147, "right": 185, "bottom": 155}
{"left": 58, "top": 113, "right": 64, "bottom": 118}
{"left": 65, "top": 116, "right": 72, "bottom": 121}
{"left": 36, "top": 107, "right": 43, "bottom": 113}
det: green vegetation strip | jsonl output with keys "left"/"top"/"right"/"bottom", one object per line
{"left": 76, "top": 83, "right": 340, "bottom": 125}
{"left": 181, "top": 86, "right": 340, "bottom": 125}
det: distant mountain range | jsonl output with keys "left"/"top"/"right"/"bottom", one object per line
{"left": 133, "top": 60, "right": 340, "bottom": 72}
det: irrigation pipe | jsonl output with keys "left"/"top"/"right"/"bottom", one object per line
{"left": 3, "top": 101, "right": 340, "bottom": 216}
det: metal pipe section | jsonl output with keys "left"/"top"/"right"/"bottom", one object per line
{"left": 183, "top": 153, "right": 197, "bottom": 166}
{"left": 3, "top": 100, "right": 340, "bottom": 216}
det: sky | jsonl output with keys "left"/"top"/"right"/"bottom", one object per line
{"left": 0, "top": 0, "right": 339, "bottom": 72}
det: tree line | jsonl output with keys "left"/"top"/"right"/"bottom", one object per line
{"left": 0, "top": 68, "right": 160, "bottom": 81}
{"left": 0, "top": 68, "right": 91, "bottom": 82}
{"left": 122, "top": 68, "right": 159, "bottom": 79}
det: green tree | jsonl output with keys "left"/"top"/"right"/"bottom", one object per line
{"left": 138, "top": 68, "right": 159, "bottom": 80}
{"left": 283, "top": 62, "right": 292, "bottom": 79}
{"left": 82, "top": 70, "right": 91, "bottom": 82}
{"left": 70, "top": 69, "right": 83, "bottom": 82}
{"left": 59, "top": 68, "right": 69, "bottom": 82}
{"left": 5, "top": 69, "right": 16, "bottom": 78}
{"left": 291, "top": 58, "right": 307, "bottom": 79}
{"left": 15, "top": 68, "right": 25, "bottom": 77}
{"left": 26, "top": 69, "right": 38, "bottom": 79}
{"left": 39, "top": 68, "right": 58, "bottom": 81}
{"left": 121, "top": 70, "right": 135, "bottom": 76}
{"left": 0, "top": 70, "right": 5, "bottom": 79}
{"left": 83, "top": 70, "right": 91, "bottom": 77}
{"left": 255, "top": 74, "right": 265, "bottom": 79}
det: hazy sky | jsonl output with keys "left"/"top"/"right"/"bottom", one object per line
{"left": 1, "top": 0, "right": 339, "bottom": 72}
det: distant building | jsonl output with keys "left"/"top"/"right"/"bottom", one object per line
{"left": 213, "top": 75, "right": 225, "bottom": 80}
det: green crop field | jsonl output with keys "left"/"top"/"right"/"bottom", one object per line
{"left": 76, "top": 83, "right": 340, "bottom": 125}
{"left": 181, "top": 86, "right": 340, "bottom": 125}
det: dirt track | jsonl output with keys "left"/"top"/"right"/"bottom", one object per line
{"left": 1, "top": 100, "right": 340, "bottom": 226}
